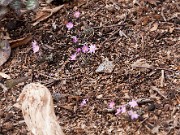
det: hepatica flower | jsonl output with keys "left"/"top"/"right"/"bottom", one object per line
{"left": 129, "top": 100, "right": 138, "bottom": 108}
{"left": 82, "top": 45, "right": 89, "bottom": 53}
{"left": 72, "top": 36, "right": 78, "bottom": 43}
{"left": 115, "top": 105, "right": 126, "bottom": 115}
{"left": 74, "top": 11, "right": 80, "bottom": 18}
{"left": 66, "top": 22, "right": 73, "bottom": 30}
{"left": 32, "top": 40, "right": 39, "bottom": 53}
{"left": 89, "top": 44, "right": 96, "bottom": 53}
{"left": 80, "top": 99, "right": 88, "bottom": 107}
{"left": 76, "top": 48, "right": 81, "bottom": 53}
{"left": 121, "top": 105, "right": 126, "bottom": 113}
{"left": 70, "top": 53, "right": 77, "bottom": 61}
{"left": 115, "top": 107, "right": 122, "bottom": 115}
{"left": 128, "top": 110, "right": 139, "bottom": 120}
{"left": 108, "top": 101, "right": 115, "bottom": 109}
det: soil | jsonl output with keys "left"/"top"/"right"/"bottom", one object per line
{"left": 0, "top": 0, "right": 180, "bottom": 135}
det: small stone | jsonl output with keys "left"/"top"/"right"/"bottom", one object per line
{"left": 96, "top": 58, "right": 115, "bottom": 73}
{"left": 52, "top": 93, "right": 61, "bottom": 102}
{"left": 96, "top": 94, "right": 103, "bottom": 99}
{"left": 148, "top": 103, "right": 156, "bottom": 111}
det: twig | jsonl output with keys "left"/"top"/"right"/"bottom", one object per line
{"left": 137, "top": 117, "right": 149, "bottom": 131}
{"left": 160, "top": 70, "right": 165, "bottom": 87}
{"left": 93, "top": 23, "right": 123, "bottom": 29}
{"left": 0, "top": 82, "right": 8, "bottom": 93}
{"left": 100, "top": 29, "right": 119, "bottom": 45}
{"left": 151, "top": 86, "right": 167, "bottom": 99}
{"left": 161, "top": 8, "right": 167, "bottom": 21}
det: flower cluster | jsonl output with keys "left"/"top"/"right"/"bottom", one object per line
{"left": 108, "top": 100, "right": 139, "bottom": 120}
{"left": 65, "top": 11, "right": 97, "bottom": 61}
{"left": 70, "top": 44, "right": 97, "bottom": 61}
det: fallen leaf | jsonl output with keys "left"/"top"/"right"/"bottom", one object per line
{"left": 0, "top": 72, "right": 11, "bottom": 79}
{"left": 141, "top": 16, "right": 151, "bottom": 25}
{"left": 150, "top": 22, "right": 158, "bottom": 31}
{"left": 96, "top": 58, "right": 115, "bottom": 73}
{"left": 131, "top": 59, "right": 152, "bottom": 70}
{"left": 5, "top": 76, "right": 30, "bottom": 89}
{"left": 32, "top": 5, "right": 64, "bottom": 26}
{"left": 151, "top": 125, "right": 160, "bottom": 134}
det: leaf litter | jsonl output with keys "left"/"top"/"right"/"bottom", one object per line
{"left": 0, "top": 0, "right": 180, "bottom": 134}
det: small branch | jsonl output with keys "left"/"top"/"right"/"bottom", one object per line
{"left": 160, "top": 70, "right": 165, "bottom": 87}
{"left": 0, "top": 82, "right": 8, "bottom": 93}
{"left": 151, "top": 86, "right": 167, "bottom": 99}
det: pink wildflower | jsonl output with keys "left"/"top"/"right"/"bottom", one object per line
{"left": 66, "top": 22, "right": 73, "bottom": 30}
{"left": 82, "top": 45, "right": 89, "bottom": 53}
{"left": 129, "top": 100, "right": 138, "bottom": 108}
{"left": 70, "top": 53, "right": 77, "bottom": 60}
{"left": 80, "top": 99, "right": 88, "bottom": 107}
{"left": 72, "top": 36, "right": 78, "bottom": 43}
{"left": 89, "top": 44, "right": 96, "bottom": 53}
{"left": 115, "top": 107, "right": 121, "bottom": 115}
{"left": 74, "top": 11, "right": 80, "bottom": 18}
{"left": 108, "top": 101, "right": 115, "bottom": 109}
{"left": 32, "top": 40, "right": 39, "bottom": 53}
{"left": 128, "top": 110, "right": 139, "bottom": 120}
{"left": 76, "top": 48, "right": 81, "bottom": 53}
{"left": 121, "top": 105, "right": 126, "bottom": 113}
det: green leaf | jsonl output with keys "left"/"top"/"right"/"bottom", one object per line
{"left": 26, "top": 0, "right": 39, "bottom": 10}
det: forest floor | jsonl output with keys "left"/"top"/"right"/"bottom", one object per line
{"left": 0, "top": 0, "right": 180, "bottom": 134}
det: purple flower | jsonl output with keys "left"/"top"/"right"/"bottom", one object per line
{"left": 89, "top": 44, "right": 96, "bottom": 53}
{"left": 121, "top": 105, "right": 126, "bottom": 113}
{"left": 74, "top": 11, "right": 80, "bottom": 18}
{"left": 129, "top": 100, "right": 138, "bottom": 108}
{"left": 82, "top": 45, "right": 89, "bottom": 53}
{"left": 128, "top": 110, "right": 139, "bottom": 120}
{"left": 66, "top": 22, "right": 73, "bottom": 30}
{"left": 70, "top": 53, "right": 77, "bottom": 60}
{"left": 108, "top": 101, "right": 115, "bottom": 109}
{"left": 115, "top": 107, "right": 122, "bottom": 115}
{"left": 72, "top": 36, "right": 78, "bottom": 43}
{"left": 80, "top": 99, "right": 88, "bottom": 107}
{"left": 32, "top": 40, "right": 39, "bottom": 53}
{"left": 76, "top": 48, "right": 81, "bottom": 53}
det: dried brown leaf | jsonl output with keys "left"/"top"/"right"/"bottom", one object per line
{"left": 151, "top": 125, "right": 160, "bottom": 134}
{"left": 131, "top": 59, "right": 152, "bottom": 69}
{"left": 32, "top": 5, "right": 64, "bottom": 26}
{"left": 150, "top": 22, "right": 158, "bottom": 31}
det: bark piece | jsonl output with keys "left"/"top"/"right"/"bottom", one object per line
{"left": 15, "top": 83, "right": 65, "bottom": 135}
